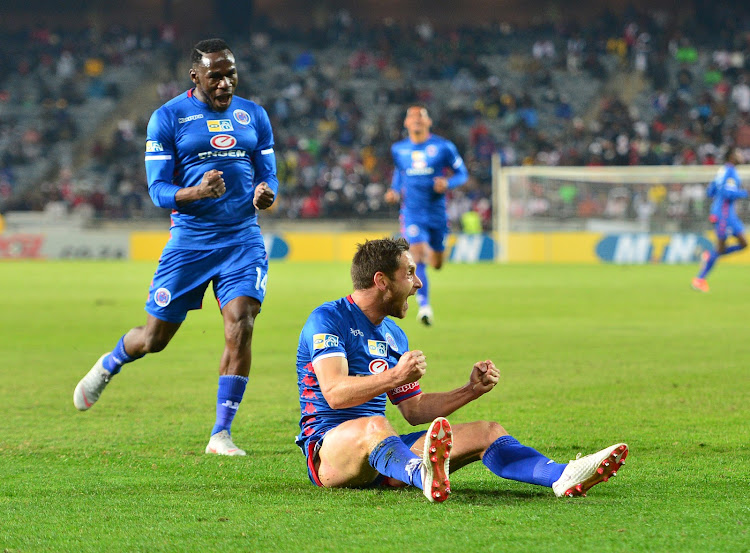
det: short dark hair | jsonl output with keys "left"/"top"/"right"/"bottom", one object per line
{"left": 351, "top": 237, "right": 410, "bottom": 290}
{"left": 191, "top": 38, "right": 232, "bottom": 65}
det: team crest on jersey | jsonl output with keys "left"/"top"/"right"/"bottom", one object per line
{"left": 154, "top": 287, "right": 171, "bottom": 307}
{"left": 369, "top": 359, "right": 388, "bottom": 374}
{"left": 233, "top": 109, "right": 250, "bottom": 125}
{"left": 313, "top": 333, "right": 339, "bottom": 350}
{"left": 385, "top": 333, "right": 398, "bottom": 352}
{"left": 426, "top": 145, "right": 438, "bottom": 156}
{"left": 207, "top": 119, "right": 234, "bottom": 132}
{"left": 210, "top": 134, "right": 237, "bottom": 150}
{"left": 368, "top": 340, "right": 388, "bottom": 357}
{"left": 146, "top": 140, "right": 164, "bottom": 152}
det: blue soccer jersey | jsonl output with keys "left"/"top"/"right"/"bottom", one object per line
{"left": 295, "top": 296, "right": 422, "bottom": 451}
{"left": 390, "top": 134, "right": 468, "bottom": 224}
{"left": 144, "top": 89, "right": 279, "bottom": 250}
{"left": 707, "top": 163, "right": 747, "bottom": 237}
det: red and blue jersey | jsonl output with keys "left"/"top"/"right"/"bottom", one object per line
{"left": 144, "top": 89, "right": 278, "bottom": 250}
{"left": 295, "top": 296, "right": 421, "bottom": 451}
{"left": 390, "top": 134, "right": 468, "bottom": 224}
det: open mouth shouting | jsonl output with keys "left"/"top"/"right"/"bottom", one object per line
{"left": 213, "top": 92, "right": 233, "bottom": 110}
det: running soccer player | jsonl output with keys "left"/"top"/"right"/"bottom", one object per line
{"left": 73, "top": 38, "right": 278, "bottom": 456}
{"left": 385, "top": 105, "right": 469, "bottom": 326}
{"left": 295, "top": 237, "right": 628, "bottom": 502}
{"left": 692, "top": 149, "right": 748, "bottom": 292}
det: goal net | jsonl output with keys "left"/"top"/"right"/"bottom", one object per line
{"left": 491, "top": 155, "right": 750, "bottom": 263}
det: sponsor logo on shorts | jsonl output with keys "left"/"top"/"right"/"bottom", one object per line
{"left": 369, "top": 359, "right": 388, "bottom": 374}
{"left": 407, "top": 224, "right": 420, "bottom": 238}
{"left": 368, "top": 340, "right": 387, "bottom": 357}
{"left": 178, "top": 114, "right": 204, "bottom": 124}
{"left": 313, "top": 333, "right": 339, "bottom": 350}
{"left": 233, "top": 109, "right": 250, "bottom": 125}
{"left": 385, "top": 333, "right": 398, "bottom": 352}
{"left": 145, "top": 140, "right": 164, "bottom": 152}
{"left": 154, "top": 287, "right": 171, "bottom": 307}
{"left": 210, "top": 134, "right": 237, "bottom": 150}
{"left": 207, "top": 119, "right": 234, "bottom": 132}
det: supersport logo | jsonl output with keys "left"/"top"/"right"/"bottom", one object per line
{"left": 210, "top": 134, "right": 237, "bottom": 150}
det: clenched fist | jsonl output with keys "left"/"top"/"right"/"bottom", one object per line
{"left": 392, "top": 350, "right": 427, "bottom": 385}
{"left": 469, "top": 359, "right": 499, "bottom": 395}
{"left": 254, "top": 182, "right": 275, "bottom": 210}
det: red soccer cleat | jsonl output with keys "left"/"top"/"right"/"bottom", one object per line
{"left": 421, "top": 417, "right": 452, "bottom": 502}
{"left": 691, "top": 277, "right": 710, "bottom": 293}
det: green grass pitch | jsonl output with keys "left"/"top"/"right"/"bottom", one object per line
{"left": 1, "top": 260, "right": 748, "bottom": 552}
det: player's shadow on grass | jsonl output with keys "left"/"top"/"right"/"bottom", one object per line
{"left": 448, "top": 487, "right": 551, "bottom": 505}
{"left": 367, "top": 486, "right": 549, "bottom": 505}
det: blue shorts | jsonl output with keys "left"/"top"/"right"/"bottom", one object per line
{"left": 302, "top": 426, "right": 427, "bottom": 487}
{"left": 400, "top": 216, "right": 449, "bottom": 253}
{"left": 145, "top": 244, "right": 269, "bottom": 323}
{"left": 710, "top": 213, "right": 745, "bottom": 240}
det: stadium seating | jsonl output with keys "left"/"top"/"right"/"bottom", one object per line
{"left": 1, "top": 6, "right": 749, "bottom": 231}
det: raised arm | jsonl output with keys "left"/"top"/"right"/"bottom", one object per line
{"left": 316, "top": 350, "right": 427, "bottom": 410}
{"left": 396, "top": 360, "right": 499, "bottom": 425}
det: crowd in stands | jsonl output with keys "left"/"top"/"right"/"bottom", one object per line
{"left": 2, "top": 2, "right": 750, "bottom": 232}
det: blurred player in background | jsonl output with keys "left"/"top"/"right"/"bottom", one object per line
{"left": 295, "top": 237, "right": 628, "bottom": 502}
{"left": 692, "top": 149, "right": 748, "bottom": 292}
{"left": 385, "top": 105, "right": 469, "bottom": 326}
{"left": 74, "top": 38, "right": 278, "bottom": 456}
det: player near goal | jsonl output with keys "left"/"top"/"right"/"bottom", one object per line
{"left": 73, "top": 38, "right": 278, "bottom": 456}
{"left": 693, "top": 149, "right": 748, "bottom": 292}
{"left": 295, "top": 237, "right": 628, "bottom": 502}
{"left": 385, "top": 105, "right": 469, "bottom": 326}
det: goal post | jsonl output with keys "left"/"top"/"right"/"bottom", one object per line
{"left": 491, "top": 154, "right": 750, "bottom": 263}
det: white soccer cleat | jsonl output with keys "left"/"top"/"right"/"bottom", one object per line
{"left": 73, "top": 353, "right": 114, "bottom": 411}
{"left": 205, "top": 430, "right": 246, "bottom": 456}
{"left": 421, "top": 417, "right": 452, "bottom": 502}
{"left": 552, "top": 443, "right": 628, "bottom": 497}
{"left": 417, "top": 305, "right": 434, "bottom": 326}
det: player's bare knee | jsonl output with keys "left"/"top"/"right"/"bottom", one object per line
{"left": 363, "top": 416, "right": 396, "bottom": 446}
{"left": 364, "top": 415, "right": 392, "bottom": 434}
{"left": 483, "top": 420, "right": 508, "bottom": 441}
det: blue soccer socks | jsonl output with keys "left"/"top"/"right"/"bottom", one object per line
{"left": 102, "top": 335, "right": 143, "bottom": 375}
{"left": 211, "top": 375, "right": 248, "bottom": 437}
{"left": 369, "top": 435, "right": 424, "bottom": 489}
{"left": 415, "top": 262, "right": 429, "bottom": 307}
{"left": 699, "top": 243, "right": 747, "bottom": 279}
{"left": 482, "top": 435, "right": 566, "bottom": 487}
{"left": 723, "top": 244, "right": 746, "bottom": 255}
{"left": 698, "top": 250, "right": 718, "bottom": 279}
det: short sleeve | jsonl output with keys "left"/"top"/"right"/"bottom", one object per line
{"left": 302, "top": 305, "right": 347, "bottom": 367}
